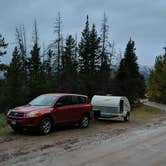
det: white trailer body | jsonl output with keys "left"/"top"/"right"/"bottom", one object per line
{"left": 91, "top": 95, "right": 131, "bottom": 121}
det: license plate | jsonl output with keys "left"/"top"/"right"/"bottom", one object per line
{"left": 11, "top": 120, "right": 16, "bottom": 125}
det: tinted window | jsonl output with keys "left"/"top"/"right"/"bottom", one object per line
{"left": 57, "top": 95, "right": 86, "bottom": 106}
{"left": 77, "top": 96, "right": 86, "bottom": 104}
{"left": 57, "top": 96, "right": 73, "bottom": 106}
{"left": 71, "top": 96, "right": 79, "bottom": 104}
{"left": 71, "top": 96, "right": 87, "bottom": 105}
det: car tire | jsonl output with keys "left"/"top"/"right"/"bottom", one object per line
{"left": 124, "top": 113, "right": 130, "bottom": 122}
{"left": 80, "top": 114, "right": 89, "bottom": 128}
{"left": 40, "top": 117, "right": 52, "bottom": 134}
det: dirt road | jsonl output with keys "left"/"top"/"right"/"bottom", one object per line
{"left": 142, "top": 100, "right": 166, "bottom": 112}
{"left": 43, "top": 119, "right": 166, "bottom": 166}
{"left": 1, "top": 110, "right": 166, "bottom": 166}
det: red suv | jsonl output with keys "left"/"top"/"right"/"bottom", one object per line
{"left": 7, "top": 93, "right": 93, "bottom": 134}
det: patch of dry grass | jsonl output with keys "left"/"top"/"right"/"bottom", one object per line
{"left": 131, "top": 104, "right": 164, "bottom": 119}
{"left": 0, "top": 114, "right": 11, "bottom": 136}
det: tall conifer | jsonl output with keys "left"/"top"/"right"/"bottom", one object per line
{"left": 114, "top": 39, "right": 145, "bottom": 104}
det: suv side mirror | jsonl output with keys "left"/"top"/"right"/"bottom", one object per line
{"left": 55, "top": 102, "right": 63, "bottom": 107}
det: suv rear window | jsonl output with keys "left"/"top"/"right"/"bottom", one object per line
{"left": 77, "top": 96, "right": 86, "bottom": 104}
{"left": 71, "top": 96, "right": 79, "bottom": 105}
{"left": 71, "top": 96, "right": 87, "bottom": 104}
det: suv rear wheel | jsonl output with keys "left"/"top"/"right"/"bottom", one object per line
{"left": 80, "top": 114, "right": 89, "bottom": 128}
{"left": 40, "top": 117, "right": 52, "bottom": 134}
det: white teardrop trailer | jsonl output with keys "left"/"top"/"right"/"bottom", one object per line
{"left": 91, "top": 95, "right": 131, "bottom": 121}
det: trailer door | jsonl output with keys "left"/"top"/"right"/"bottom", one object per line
{"left": 119, "top": 100, "right": 124, "bottom": 113}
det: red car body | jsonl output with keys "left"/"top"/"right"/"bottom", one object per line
{"left": 7, "top": 93, "right": 93, "bottom": 133}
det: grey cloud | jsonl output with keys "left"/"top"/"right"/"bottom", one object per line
{"left": 0, "top": 0, "right": 166, "bottom": 66}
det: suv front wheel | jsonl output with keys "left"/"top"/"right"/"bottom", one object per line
{"left": 80, "top": 114, "right": 89, "bottom": 128}
{"left": 40, "top": 117, "right": 52, "bottom": 134}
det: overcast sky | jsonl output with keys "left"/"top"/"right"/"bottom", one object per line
{"left": 0, "top": 0, "right": 166, "bottom": 66}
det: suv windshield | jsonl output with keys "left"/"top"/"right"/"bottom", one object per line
{"left": 29, "top": 95, "right": 57, "bottom": 106}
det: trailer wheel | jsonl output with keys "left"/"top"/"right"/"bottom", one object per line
{"left": 124, "top": 113, "right": 130, "bottom": 122}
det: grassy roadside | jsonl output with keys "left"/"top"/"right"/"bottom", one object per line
{"left": 131, "top": 104, "right": 164, "bottom": 119}
{"left": 0, "top": 114, "right": 11, "bottom": 136}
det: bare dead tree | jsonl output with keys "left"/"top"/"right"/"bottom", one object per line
{"left": 100, "top": 12, "right": 110, "bottom": 65}
{"left": 32, "top": 19, "right": 39, "bottom": 46}
{"left": 53, "top": 12, "right": 63, "bottom": 72}
{"left": 15, "top": 25, "right": 27, "bottom": 58}
{"left": 15, "top": 25, "right": 29, "bottom": 103}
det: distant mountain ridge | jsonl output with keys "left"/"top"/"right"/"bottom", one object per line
{"left": 0, "top": 65, "right": 150, "bottom": 81}
{"left": 139, "top": 65, "right": 150, "bottom": 83}
{"left": 111, "top": 64, "right": 150, "bottom": 84}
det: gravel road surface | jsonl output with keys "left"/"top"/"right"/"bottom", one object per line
{"left": 1, "top": 113, "right": 166, "bottom": 166}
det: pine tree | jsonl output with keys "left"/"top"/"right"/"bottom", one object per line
{"left": 15, "top": 26, "right": 28, "bottom": 103}
{"left": 114, "top": 39, "right": 145, "bottom": 105}
{"left": 78, "top": 16, "right": 100, "bottom": 97}
{"left": 60, "top": 35, "right": 78, "bottom": 92}
{"left": 0, "top": 34, "right": 8, "bottom": 112}
{"left": 4, "top": 47, "right": 22, "bottom": 109}
{"left": 89, "top": 24, "right": 101, "bottom": 73}
{"left": 147, "top": 53, "right": 166, "bottom": 103}
{"left": 28, "top": 20, "right": 43, "bottom": 99}
{"left": 42, "top": 49, "right": 53, "bottom": 92}
{"left": 0, "top": 34, "right": 8, "bottom": 71}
